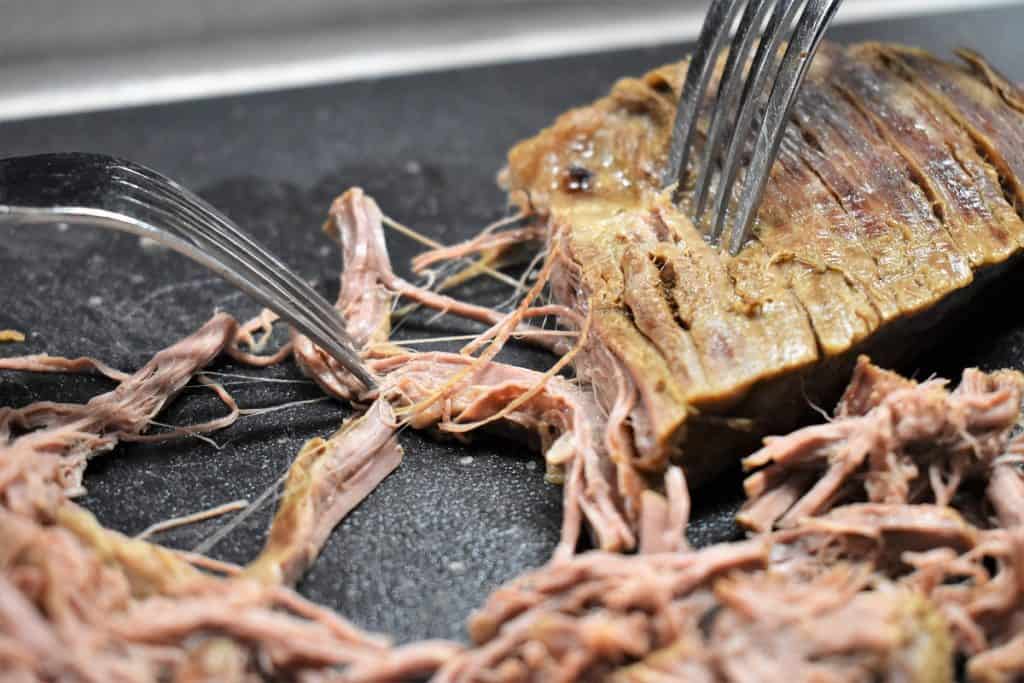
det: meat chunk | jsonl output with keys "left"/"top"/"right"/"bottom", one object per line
{"left": 504, "top": 42, "right": 1024, "bottom": 482}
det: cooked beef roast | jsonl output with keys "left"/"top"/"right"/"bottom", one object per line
{"left": 503, "top": 42, "right": 1024, "bottom": 483}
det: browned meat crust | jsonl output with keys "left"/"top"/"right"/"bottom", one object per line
{"left": 504, "top": 41, "right": 1024, "bottom": 483}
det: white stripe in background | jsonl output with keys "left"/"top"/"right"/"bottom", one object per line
{"left": 0, "top": 0, "right": 1019, "bottom": 122}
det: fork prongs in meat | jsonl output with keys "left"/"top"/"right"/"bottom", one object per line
{"left": 666, "top": 0, "right": 842, "bottom": 255}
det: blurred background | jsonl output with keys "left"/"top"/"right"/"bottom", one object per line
{"left": 1, "top": 0, "right": 1017, "bottom": 121}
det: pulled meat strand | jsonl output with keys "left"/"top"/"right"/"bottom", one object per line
{"left": 411, "top": 223, "right": 546, "bottom": 273}
{"left": 246, "top": 399, "right": 403, "bottom": 586}
{"left": 1, "top": 313, "right": 239, "bottom": 511}
{"left": 0, "top": 353, "right": 130, "bottom": 382}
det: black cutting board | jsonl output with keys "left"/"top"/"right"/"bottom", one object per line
{"left": 2, "top": 4, "right": 1023, "bottom": 645}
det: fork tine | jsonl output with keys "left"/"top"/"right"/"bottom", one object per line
{"left": 111, "top": 185, "right": 332, "bottom": 340}
{"left": 691, "top": 0, "right": 778, "bottom": 225}
{"left": 107, "top": 175, "right": 329, "bottom": 334}
{"left": 664, "top": 0, "right": 748, "bottom": 193}
{"left": 114, "top": 167, "right": 354, "bottom": 349}
{"left": 116, "top": 164, "right": 349, "bottom": 338}
{"left": 726, "top": 0, "right": 842, "bottom": 255}
{"left": 112, "top": 188, "right": 374, "bottom": 386}
{"left": 108, "top": 174, "right": 375, "bottom": 389}
{"left": 706, "top": 0, "right": 805, "bottom": 246}
{"left": 0, "top": 153, "right": 377, "bottom": 387}
{"left": 8, "top": 198, "right": 376, "bottom": 390}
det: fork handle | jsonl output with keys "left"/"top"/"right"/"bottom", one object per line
{"left": 0, "top": 204, "right": 377, "bottom": 390}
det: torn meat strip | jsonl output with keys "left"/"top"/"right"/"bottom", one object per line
{"left": 247, "top": 399, "right": 403, "bottom": 586}
{"left": 368, "top": 349, "right": 639, "bottom": 557}
{"left": 0, "top": 313, "right": 239, "bottom": 515}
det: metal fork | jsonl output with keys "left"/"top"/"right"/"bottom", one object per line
{"left": 0, "top": 152, "right": 375, "bottom": 390}
{"left": 664, "top": 0, "right": 842, "bottom": 255}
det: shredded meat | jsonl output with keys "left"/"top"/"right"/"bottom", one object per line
{"left": 0, "top": 187, "right": 673, "bottom": 681}
{"left": 295, "top": 189, "right": 677, "bottom": 557}
{"left": 739, "top": 356, "right": 1024, "bottom": 532}
{"left": 0, "top": 317, "right": 461, "bottom": 682}
{"left": 246, "top": 399, "right": 403, "bottom": 586}
{"left": 6, "top": 181, "right": 1024, "bottom": 681}
{"left": 445, "top": 526, "right": 956, "bottom": 682}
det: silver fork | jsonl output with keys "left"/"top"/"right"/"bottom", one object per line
{"left": 664, "top": 0, "right": 843, "bottom": 255}
{"left": 0, "top": 152, "right": 375, "bottom": 390}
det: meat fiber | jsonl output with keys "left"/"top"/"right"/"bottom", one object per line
{"left": 503, "top": 42, "right": 1024, "bottom": 483}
